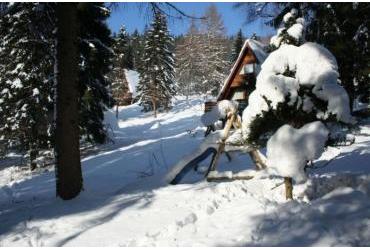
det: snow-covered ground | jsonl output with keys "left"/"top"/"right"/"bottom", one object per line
{"left": 1, "top": 96, "right": 370, "bottom": 246}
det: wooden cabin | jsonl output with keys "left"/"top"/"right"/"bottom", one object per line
{"left": 206, "top": 39, "right": 268, "bottom": 115}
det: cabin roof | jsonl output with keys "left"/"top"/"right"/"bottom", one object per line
{"left": 217, "top": 39, "right": 268, "bottom": 101}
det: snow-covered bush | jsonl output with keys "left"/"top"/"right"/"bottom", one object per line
{"left": 267, "top": 121, "right": 329, "bottom": 182}
{"left": 241, "top": 10, "right": 355, "bottom": 182}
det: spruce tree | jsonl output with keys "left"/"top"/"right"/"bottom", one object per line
{"left": 78, "top": 3, "right": 114, "bottom": 144}
{"left": 110, "top": 25, "right": 131, "bottom": 111}
{"left": 231, "top": 29, "right": 244, "bottom": 62}
{"left": 131, "top": 29, "right": 146, "bottom": 71}
{"left": 0, "top": 3, "right": 54, "bottom": 169}
{"left": 306, "top": 3, "right": 370, "bottom": 109}
{"left": 136, "top": 12, "right": 176, "bottom": 116}
{"left": 243, "top": 10, "right": 354, "bottom": 147}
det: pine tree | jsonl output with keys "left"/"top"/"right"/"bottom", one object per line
{"left": 0, "top": 3, "right": 54, "bottom": 169}
{"left": 0, "top": 2, "right": 114, "bottom": 174}
{"left": 110, "top": 25, "right": 131, "bottom": 112}
{"left": 136, "top": 12, "right": 176, "bottom": 117}
{"left": 240, "top": 10, "right": 355, "bottom": 199}
{"left": 244, "top": 10, "right": 354, "bottom": 147}
{"left": 231, "top": 29, "right": 244, "bottom": 62}
{"left": 306, "top": 3, "right": 370, "bottom": 109}
{"left": 78, "top": 3, "right": 115, "bottom": 144}
{"left": 131, "top": 29, "right": 146, "bottom": 71}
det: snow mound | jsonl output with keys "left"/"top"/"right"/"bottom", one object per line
{"left": 200, "top": 100, "right": 238, "bottom": 127}
{"left": 267, "top": 121, "right": 329, "bottom": 182}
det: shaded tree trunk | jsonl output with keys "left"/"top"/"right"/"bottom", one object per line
{"left": 152, "top": 97, "right": 157, "bottom": 118}
{"left": 54, "top": 3, "right": 83, "bottom": 200}
{"left": 29, "top": 147, "right": 37, "bottom": 171}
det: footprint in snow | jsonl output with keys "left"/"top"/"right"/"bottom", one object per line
{"left": 176, "top": 213, "right": 198, "bottom": 228}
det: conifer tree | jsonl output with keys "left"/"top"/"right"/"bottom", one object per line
{"left": 231, "top": 29, "right": 244, "bottom": 62}
{"left": 0, "top": 3, "right": 54, "bottom": 170}
{"left": 306, "top": 3, "right": 370, "bottom": 109}
{"left": 136, "top": 12, "right": 176, "bottom": 116}
{"left": 78, "top": 3, "right": 114, "bottom": 144}
{"left": 131, "top": 29, "right": 146, "bottom": 71}
{"left": 110, "top": 25, "right": 131, "bottom": 113}
{"left": 0, "top": 3, "right": 114, "bottom": 169}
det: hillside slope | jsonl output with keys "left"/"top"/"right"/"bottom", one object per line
{"left": 0, "top": 96, "right": 370, "bottom": 246}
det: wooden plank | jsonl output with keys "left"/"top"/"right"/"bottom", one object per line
{"left": 207, "top": 175, "right": 254, "bottom": 182}
{"left": 204, "top": 114, "right": 236, "bottom": 177}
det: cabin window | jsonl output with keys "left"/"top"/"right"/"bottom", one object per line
{"left": 239, "top": 63, "right": 255, "bottom": 75}
{"left": 244, "top": 63, "right": 255, "bottom": 74}
{"left": 231, "top": 88, "right": 245, "bottom": 101}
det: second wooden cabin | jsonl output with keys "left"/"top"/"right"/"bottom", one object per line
{"left": 205, "top": 39, "right": 268, "bottom": 115}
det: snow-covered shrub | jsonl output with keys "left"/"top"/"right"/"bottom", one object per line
{"left": 267, "top": 121, "right": 329, "bottom": 182}
{"left": 241, "top": 10, "right": 355, "bottom": 182}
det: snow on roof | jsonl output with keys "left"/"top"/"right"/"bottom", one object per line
{"left": 217, "top": 39, "right": 268, "bottom": 100}
{"left": 124, "top": 69, "right": 140, "bottom": 97}
{"left": 247, "top": 39, "right": 268, "bottom": 64}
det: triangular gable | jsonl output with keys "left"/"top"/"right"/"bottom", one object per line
{"left": 217, "top": 39, "right": 267, "bottom": 101}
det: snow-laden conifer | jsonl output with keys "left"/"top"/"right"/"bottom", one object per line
{"left": 241, "top": 10, "right": 355, "bottom": 182}
{"left": 0, "top": 3, "right": 54, "bottom": 168}
{"left": 136, "top": 12, "right": 176, "bottom": 116}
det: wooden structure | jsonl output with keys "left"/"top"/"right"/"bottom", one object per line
{"left": 205, "top": 39, "right": 267, "bottom": 114}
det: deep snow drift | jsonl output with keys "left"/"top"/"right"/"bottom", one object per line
{"left": 0, "top": 96, "right": 370, "bottom": 247}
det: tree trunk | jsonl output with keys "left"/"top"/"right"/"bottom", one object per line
{"left": 284, "top": 177, "right": 293, "bottom": 200}
{"left": 54, "top": 3, "right": 83, "bottom": 200}
{"left": 116, "top": 105, "right": 119, "bottom": 119}
{"left": 29, "top": 147, "right": 37, "bottom": 171}
{"left": 152, "top": 97, "right": 157, "bottom": 118}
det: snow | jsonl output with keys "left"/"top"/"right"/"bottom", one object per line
{"left": 247, "top": 39, "right": 268, "bottom": 64}
{"left": 283, "top": 12, "right": 293, "bottom": 23}
{"left": 200, "top": 100, "right": 238, "bottom": 127}
{"left": 287, "top": 23, "right": 304, "bottom": 40}
{"left": 1, "top": 96, "right": 370, "bottom": 246}
{"left": 242, "top": 42, "right": 355, "bottom": 134}
{"left": 11, "top": 78, "right": 23, "bottom": 89}
{"left": 124, "top": 69, "right": 140, "bottom": 97}
{"left": 32, "top": 88, "right": 39, "bottom": 96}
{"left": 266, "top": 121, "right": 329, "bottom": 182}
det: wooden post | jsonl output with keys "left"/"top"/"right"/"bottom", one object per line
{"left": 205, "top": 113, "right": 235, "bottom": 178}
{"left": 249, "top": 150, "right": 267, "bottom": 170}
{"left": 284, "top": 177, "right": 293, "bottom": 200}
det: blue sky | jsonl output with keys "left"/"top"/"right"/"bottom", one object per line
{"left": 107, "top": 2, "right": 275, "bottom": 37}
